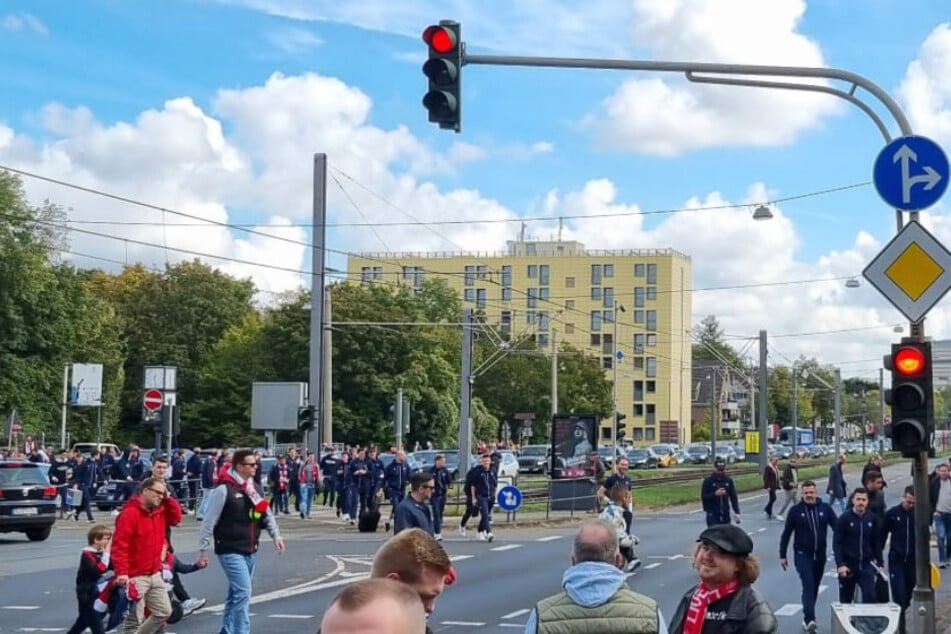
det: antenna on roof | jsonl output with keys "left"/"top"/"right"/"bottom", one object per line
{"left": 558, "top": 217, "right": 563, "bottom": 241}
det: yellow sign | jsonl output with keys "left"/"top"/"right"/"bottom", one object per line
{"left": 933, "top": 562, "right": 941, "bottom": 588}
{"left": 745, "top": 431, "right": 760, "bottom": 454}
{"left": 884, "top": 242, "right": 943, "bottom": 300}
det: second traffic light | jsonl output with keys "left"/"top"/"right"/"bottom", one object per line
{"left": 615, "top": 412, "right": 627, "bottom": 440}
{"left": 298, "top": 405, "right": 316, "bottom": 433}
{"left": 422, "top": 21, "right": 462, "bottom": 132}
{"left": 884, "top": 340, "right": 933, "bottom": 457}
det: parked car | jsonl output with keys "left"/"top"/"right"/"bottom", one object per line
{"left": 685, "top": 444, "right": 712, "bottom": 464}
{"left": 92, "top": 456, "right": 153, "bottom": 511}
{"left": 0, "top": 460, "right": 58, "bottom": 541}
{"left": 650, "top": 444, "right": 679, "bottom": 468}
{"left": 627, "top": 447, "right": 660, "bottom": 469}
{"left": 730, "top": 445, "right": 747, "bottom": 462}
{"left": 714, "top": 445, "right": 737, "bottom": 465}
{"left": 598, "top": 446, "right": 625, "bottom": 469}
{"left": 516, "top": 445, "right": 552, "bottom": 475}
{"left": 72, "top": 442, "right": 121, "bottom": 458}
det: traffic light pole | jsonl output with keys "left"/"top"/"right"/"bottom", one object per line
{"left": 912, "top": 451, "right": 935, "bottom": 634}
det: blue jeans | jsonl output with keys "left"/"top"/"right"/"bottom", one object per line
{"left": 935, "top": 513, "right": 951, "bottom": 565}
{"left": 299, "top": 483, "right": 314, "bottom": 517}
{"left": 218, "top": 553, "right": 255, "bottom": 634}
{"left": 828, "top": 495, "right": 847, "bottom": 513}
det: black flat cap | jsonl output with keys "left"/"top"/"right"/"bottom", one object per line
{"left": 697, "top": 524, "right": 753, "bottom": 557}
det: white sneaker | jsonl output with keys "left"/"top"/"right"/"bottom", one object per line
{"left": 181, "top": 598, "right": 206, "bottom": 615}
{"left": 486, "top": 532, "right": 495, "bottom": 542}
{"left": 624, "top": 558, "right": 642, "bottom": 573}
{"left": 434, "top": 533, "right": 442, "bottom": 541}
{"left": 775, "top": 515, "right": 784, "bottom": 521}
{"left": 458, "top": 525, "right": 466, "bottom": 537}
{"left": 478, "top": 531, "right": 488, "bottom": 541}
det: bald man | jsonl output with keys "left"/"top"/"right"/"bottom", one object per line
{"left": 320, "top": 578, "right": 426, "bottom": 634}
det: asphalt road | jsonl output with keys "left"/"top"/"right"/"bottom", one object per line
{"left": 0, "top": 458, "right": 938, "bottom": 634}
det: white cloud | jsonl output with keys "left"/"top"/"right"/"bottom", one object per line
{"left": 2, "top": 12, "right": 48, "bottom": 35}
{"left": 263, "top": 26, "right": 323, "bottom": 55}
{"left": 897, "top": 23, "right": 951, "bottom": 148}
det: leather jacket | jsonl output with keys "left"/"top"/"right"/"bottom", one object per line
{"left": 669, "top": 583, "right": 777, "bottom": 634}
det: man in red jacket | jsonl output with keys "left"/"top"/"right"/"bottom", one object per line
{"left": 111, "top": 476, "right": 183, "bottom": 634}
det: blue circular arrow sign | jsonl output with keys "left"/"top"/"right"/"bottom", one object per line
{"left": 873, "top": 135, "right": 949, "bottom": 211}
{"left": 497, "top": 485, "right": 523, "bottom": 511}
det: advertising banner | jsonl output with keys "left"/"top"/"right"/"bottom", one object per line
{"left": 70, "top": 364, "right": 104, "bottom": 407}
{"left": 550, "top": 413, "right": 598, "bottom": 479}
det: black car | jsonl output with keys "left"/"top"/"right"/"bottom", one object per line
{"left": 92, "top": 456, "right": 153, "bottom": 511}
{"left": 0, "top": 460, "right": 58, "bottom": 541}
{"left": 627, "top": 448, "right": 660, "bottom": 469}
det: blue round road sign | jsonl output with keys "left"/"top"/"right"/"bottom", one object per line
{"left": 873, "top": 135, "right": 949, "bottom": 211}
{"left": 497, "top": 485, "right": 523, "bottom": 511}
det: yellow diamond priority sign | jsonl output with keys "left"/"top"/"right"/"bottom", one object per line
{"left": 863, "top": 220, "right": 951, "bottom": 323}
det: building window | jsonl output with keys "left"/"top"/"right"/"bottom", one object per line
{"left": 633, "top": 404, "right": 644, "bottom": 417}
{"left": 527, "top": 264, "right": 538, "bottom": 278}
{"left": 646, "top": 404, "right": 656, "bottom": 425}
{"left": 539, "top": 287, "right": 550, "bottom": 302}
{"left": 502, "top": 287, "right": 512, "bottom": 302}
{"left": 634, "top": 357, "right": 644, "bottom": 370}
{"left": 526, "top": 311, "right": 537, "bottom": 324}
{"left": 464, "top": 289, "right": 475, "bottom": 302}
{"left": 634, "top": 334, "right": 645, "bottom": 353}
{"left": 647, "top": 334, "right": 657, "bottom": 347}
{"left": 646, "top": 380, "right": 656, "bottom": 393}
{"left": 646, "top": 263, "right": 657, "bottom": 284}
{"left": 591, "top": 264, "right": 602, "bottom": 285}
{"left": 591, "top": 287, "right": 602, "bottom": 301}
{"left": 603, "top": 356, "right": 613, "bottom": 369}
{"left": 591, "top": 311, "right": 602, "bottom": 331}
{"left": 590, "top": 333, "right": 601, "bottom": 346}
{"left": 501, "top": 265, "right": 512, "bottom": 286}
{"left": 464, "top": 265, "right": 475, "bottom": 286}
{"left": 634, "top": 286, "right": 645, "bottom": 308}
{"left": 539, "top": 265, "right": 550, "bottom": 286}
{"left": 646, "top": 310, "right": 657, "bottom": 331}
{"left": 632, "top": 428, "right": 644, "bottom": 441}
{"left": 527, "top": 288, "right": 538, "bottom": 308}
{"left": 476, "top": 288, "right": 486, "bottom": 309}
{"left": 646, "top": 357, "right": 657, "bottom": 377}
{"left": 634, "top": 310, "right": 645, "bottom": 324}
{"left": 603, "top": 309, "right": 614, "bottom": 323}
{"left": 602, "top": 333, "right": 614, "bottom": 355}
{"left": 635, "top": 263, "right": 645, "bottom": 277}
{"left": 645, "top": 428, "right": 656, "bottom": 441}
{"left": 501, "top": 311, "right": 512, "bottom": 331}
{"left": 604, "top": 264, "right": 614, "bottom": 278}
{"left": 603, "top": 287, "right": 614, "bottom": 308}
{"left": 565, "top": 276, "right": 575, "bottom": 288}
{"left": 401, "top": 266, "right": 424, "bottom": 286}
{"left": 537, "top": 333, "right": 549, "bottom": 346}
{"left": 565, "top": 323, "right": 575, "bottom": 334}
{"left": 477, "top": 265, "right": 488, "bottom": 280}
{"left": 633, "top": 380, "right": 644, "bottom": 401}
{"left": 538, "top": 311, "right": 550, "bottom": 331}
{"left": 565, "top": 300, "right": 575, "bottom": 310}
{"left": 646, "top": 286, "right": 657, "bottom": 300}
{"left": 361, "top": 266, "right": 373, "bottom": 283}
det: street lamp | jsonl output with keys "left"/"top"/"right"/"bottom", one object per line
{"left": 845, "top": 278, "right": 860, "bottom": 288}
{"left": 752, "top": 204, "right": 774, "bottom": 220}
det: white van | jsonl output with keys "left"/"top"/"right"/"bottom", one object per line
{"left": 71, "top": 442, "right": 121, "bottom": 457}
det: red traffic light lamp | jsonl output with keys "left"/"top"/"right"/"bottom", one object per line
{"left": 422, "top": 21, "right": 462, "bottom": 132}
{"left": 894, "top": 346, "right": 925, "bottom": 375}
{"left": 884, "top": 340, "right": 933, "bottom": 457}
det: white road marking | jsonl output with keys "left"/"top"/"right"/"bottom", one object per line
{"left": 441, "top": 621, "right": 486, "bottom": 626}
{"left": 16, "top": 629, "right": 64, "bottom": 632}
{"left": 4, "top": 607, "right": 41, "bottom": 610}
{"left": 502, "top": 608, "right": 531, "bottom": 619}
{"left": 644, "top": 563, "right": 662, "bottom": 570}
{"left": 491, "top": 544, "right": 523, "bottom": 552}
{"left": 536, "top": 535, "right": 563, "bottom": 542}
{"left": 689, "top": 508, "right": 703, "bottom": 514}
{"left": 450, "top": 555, "right": 474, "bottom": 561}
{"left": 774, "top": 604, "right": 803, "bottom": 616}
{"left": 499, "top": 623, "right": 525, "bottom": 628}
{"left": 203, "top": 557, "right": 346, "bottom": 612}
{"left": 669, "top": 554, "right": 685, "bottom": 560}
{"left": 756, "top": 528, "right": 767, "bottom": 533}
{"left": 268, "top": 614, "right": 314, "bottom": 619}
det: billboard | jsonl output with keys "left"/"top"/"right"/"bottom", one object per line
{"left": 250, "top": 382, "right": 308, "bottom": 431}
{"left": 550, "top": 413, "right": 599, "bottom": 479}
{"left": 70, "top": 364, "right": 104, "bottom": 407}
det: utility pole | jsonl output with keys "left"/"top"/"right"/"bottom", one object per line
{"left": 307, "top": 153, "right": 327, "bottom": 455}
{"left": 709, "top": 369, "right": 718, "bottom": 457}
{"left": 550, "top": 328, "right": 558, "bottom": 444}
{"left": 322, "top": 285, "right": 333, "bottom": 446}
{"left": 792, "top": 365, "right": 799, "bottom": 455}
{"left": 758, "top": 330, "right": 768, "bottom": 471}
{"left": 861, "top": 391, "right": 868, "bottom": 455}
{"left": 395, "top": 387, "right": 404, "bottom": 451}
{"left": 834, "top": 368, "right": 842, "bottom": 457}
{"left": 459, "top": 309, "right": 474, "bottom": 468}
{"left": 612, "top": 301, "right": 619, "bottom": 447}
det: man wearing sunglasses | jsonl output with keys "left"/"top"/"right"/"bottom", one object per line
{"left": 394, "top": 472, "right": 436, "bottom": 536}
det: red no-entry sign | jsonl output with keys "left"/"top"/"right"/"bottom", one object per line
{"left": 143, "top": 389, "right": 164, "bottom": 411}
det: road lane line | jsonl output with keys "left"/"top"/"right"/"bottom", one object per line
{"left": 450, "top": 555, "right": 474, "bottom": 561}
{"left": 491, "top": 544, "right": 522, "bottom": 552}
{"left": 668, "top": 554, "right": 685, "bottom": 560}
{"left": 644, "top": 563, "right": 662, "bottom": 570}
{"left": 501, "top": 608, "right": 531, "bottom": 619}
{"left": 441, "top": 621, "right": 486, "bottom": 626}
{"left": 536, "top": 535, "right": 563, "bottom": 542}
{"left": 268, "top": 614, "right": 314, "bottom": 619}
{"left": 203, "top": 557, "right": 346, "bottom": 612}
{"left": 3, "top": 607, "right": 40, "bottom": 610}
{"left": 774, "top": 604, "right": 802, "bottom": 616}
{"left": 499, "top": 624, "right": 525, "bottom": 628}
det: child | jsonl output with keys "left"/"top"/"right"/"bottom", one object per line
{"left": 66, "top": 524, "right": 113, "bottom": 634}
{"left": 599, "top": 483, "right": 641, "bottom": 573}
{"left": 159, "top": 541, "right": 205, "bottom": 624}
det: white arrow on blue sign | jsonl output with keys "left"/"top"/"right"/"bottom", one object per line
{"left": 497, "top": 485, "right": 523, "bottom": 511}
{"left": 873, "top": 135, "right": 949, "bottom": 211}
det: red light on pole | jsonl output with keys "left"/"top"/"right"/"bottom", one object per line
{"left": 894, "top": 347, "right": 925, "bottom": 375}
{"left": 423, "top": 26, "right": 456, "bottom": 54}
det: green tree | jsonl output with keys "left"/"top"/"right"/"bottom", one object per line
{"left": 692, "top": 316, "right": 745, "bottom": 368}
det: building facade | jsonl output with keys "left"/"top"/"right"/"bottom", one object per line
{"left": 347, "top": 238, "right": 693, "bottom": 446}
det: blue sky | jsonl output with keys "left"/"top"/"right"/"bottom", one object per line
{"left": 1, "top": 0, "right": 950, "bottom": 377}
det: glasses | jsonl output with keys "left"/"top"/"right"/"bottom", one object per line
{"left": 147, "top": 488, "right": 167, "bottom": 496}
{"left": 239, "top": 462, "right": 257, "bottom": 467}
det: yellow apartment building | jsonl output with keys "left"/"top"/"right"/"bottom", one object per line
{"left": 347, "top": 238, "right": 693, "bottom": 446}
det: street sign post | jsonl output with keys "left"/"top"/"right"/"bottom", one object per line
{"left": 873, "top": 135, "right": 949, "bottom": 211}
{"left": 143, "top": 389, "right": 164, "bottom": 412}
{"left": 497, "top": 485, "right": 522, "bottom": 512}
{"left": 862, "top": 221, "right": 951, "bottom": 323}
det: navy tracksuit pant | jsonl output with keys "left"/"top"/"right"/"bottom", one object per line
{"left": 794, "top": 551, "right": 825, "bottom": 624}
{"left": 889, "top": 555, "right": 915, "bottom": 609}
{"left": 839, "top": 562, "right": 877, "bottom": 603}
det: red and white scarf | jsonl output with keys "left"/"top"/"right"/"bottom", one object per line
{"left": 683, "top": 578, "right": 740, "bottom": 634}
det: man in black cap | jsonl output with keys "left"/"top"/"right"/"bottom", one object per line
{"left": 669, "top": 524, "right": 777, "bottom": 634}
{"left": 700, "top": 458, "right": 741, "bottom": 527}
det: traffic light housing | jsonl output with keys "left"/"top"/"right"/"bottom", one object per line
{"left": 884, "top": 340, "right": 933, "bottom": 457}
{"left": 615, "top": 412, "right": 627, "bottom": 440}
{"left": 422, "top": 21, "right": 462, "bottom": 132}
{"left": 297, "top": 405, "right": 315, "bottom": 433}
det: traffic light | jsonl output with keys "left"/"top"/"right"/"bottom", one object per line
{"left": 884, "top": 340, "right": 933, "bottom": 456}
{"left": 422, "top": 21, "right": 462, "bottom": 132}
{"left": 297, "top": 405, "right": 315, "bottom": 432}
{"left": 615, "top": 412, "right": 627, "bottom": 440}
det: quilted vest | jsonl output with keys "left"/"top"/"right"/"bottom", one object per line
{"left": 536, "top": 587, "right": 658, "bottom": 634}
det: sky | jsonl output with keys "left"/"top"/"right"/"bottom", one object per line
{"left": 1, "top": 0, "right": 951, "bottom": 384}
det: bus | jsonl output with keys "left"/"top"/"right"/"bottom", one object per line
{"left": 778, "top": 426, "right": 815, "bottom": 447}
